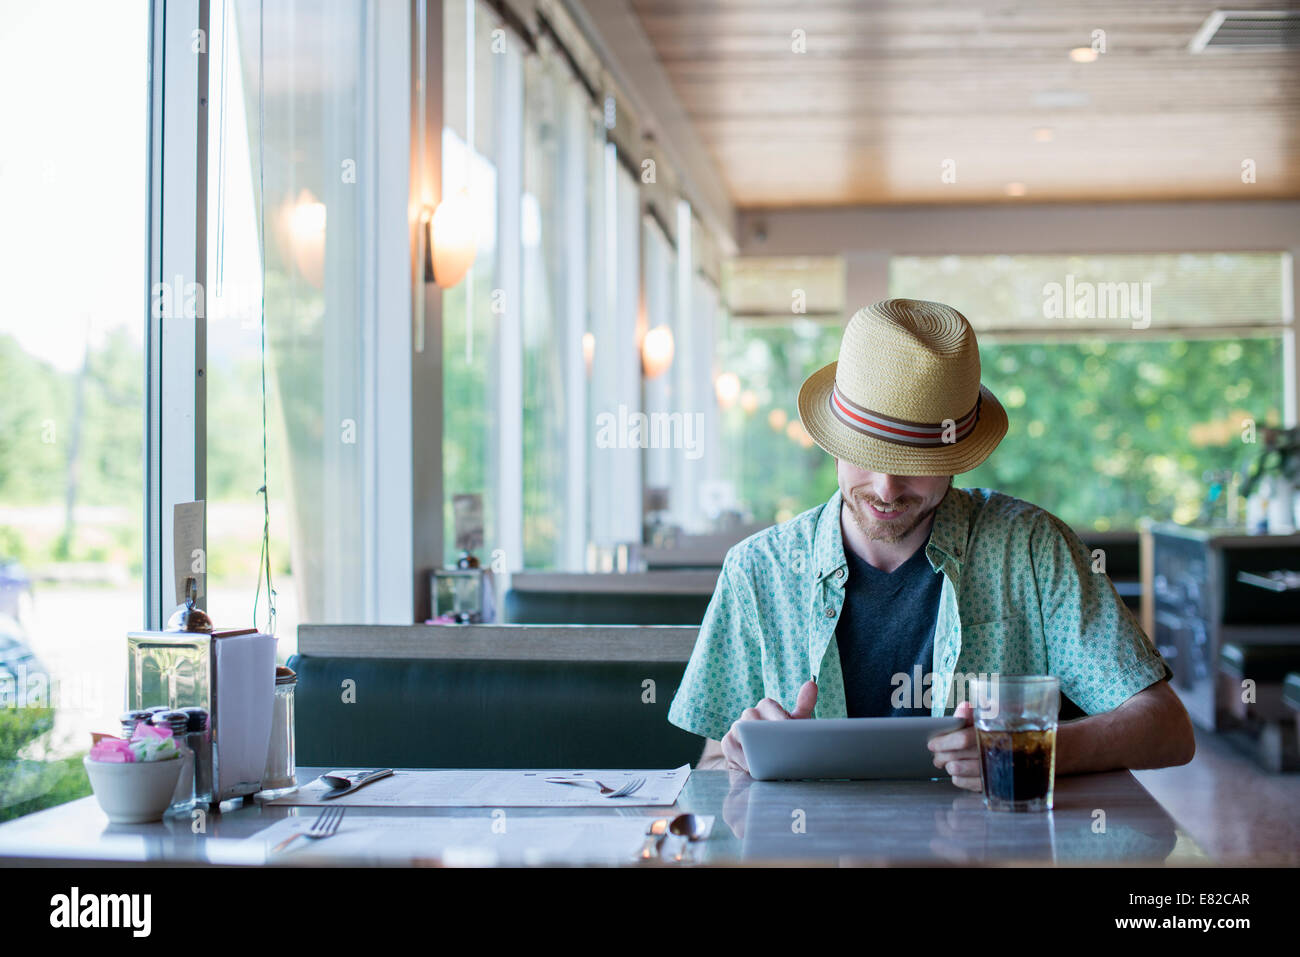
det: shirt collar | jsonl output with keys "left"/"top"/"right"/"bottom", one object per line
{"left": 926, "top": 487, "right": 972, "bottom": 570}
{"left": 811, "top": 485, "right": 972, "bottom": 583}
{"left": 812, "top": 489, "right": 847, "bottom": 583}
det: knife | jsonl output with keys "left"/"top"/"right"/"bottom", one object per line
{"left": 634, "top": 817, "right": 672, "bottom": 860}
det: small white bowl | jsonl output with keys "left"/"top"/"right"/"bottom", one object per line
{"left": 83, "top": 755, "right": 183, "bottom": 824}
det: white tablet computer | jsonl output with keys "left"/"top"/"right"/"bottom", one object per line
{"left": 734, "top": 716, "right": 966, "bottom": 781}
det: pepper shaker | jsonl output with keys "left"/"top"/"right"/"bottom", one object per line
{"left": 182, "top": 707, "right": 212, "bottom": 806}
{"left": 154, "top": 710, "right": 194, "bottom": 810}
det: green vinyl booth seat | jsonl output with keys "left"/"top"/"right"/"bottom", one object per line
{"left": 286, "top": 653, "right": 702, "bottom": 770}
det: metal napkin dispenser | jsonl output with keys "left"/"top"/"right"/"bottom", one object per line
{"left": 127, "top": 629, "right": 277, "bottom": 807}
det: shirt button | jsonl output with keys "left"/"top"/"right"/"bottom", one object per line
{"left": 824, "top": 607, "right": 835, "bottom": 618}
{"left": 835, "top": 568, "right": 846, "bottom": 581}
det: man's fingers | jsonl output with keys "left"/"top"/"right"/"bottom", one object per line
{"left": 929, "top": 702, "right": 976, "bottom": 753}
{"left": 789, "top": 679, "right": 818, "bottom": 719}
{"left": 932, "top": 731, "right": 983, "bottom": 790}
{"left": 720, "top": 731, "right": 748, "bottom": 774}
{"left": 929, "top": 727, "right": 976, "bottom": 753}
{"left": 724, "top": 683, "right": 818, "bottom": 772}
{"left": 942, "top": 758, "right": 981, "bottom": 779}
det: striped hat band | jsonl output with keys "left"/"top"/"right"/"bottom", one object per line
{"left": 829, "top": 384, "right": 981, "bottom": 447}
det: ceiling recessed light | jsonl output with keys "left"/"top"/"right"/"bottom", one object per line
{"left": 1005, "top": 182, "right": 1028, "bottom": 197}
{"left": 1069, "top": 46, "right": 1098, "bottom": 63}
{"left": 1033, "top": 127, "right": 1054, "bottom": 142}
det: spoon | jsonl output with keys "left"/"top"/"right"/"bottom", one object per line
{"left": 665, "top": 813, "right": 708, "bottom": 862}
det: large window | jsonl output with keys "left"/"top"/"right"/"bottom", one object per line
{"left": 892, "top": 254, "right": 1289, "bottom": 529}
{"left": 716, "top": 317, "right": 839, "bottom": 524}
{"left": 717, "top": 253, "right": 1291, "bottom": 530}
{"left": 520, "top": 42, "right": 598, "bottom": 570}
{"left": 585, "top": 152, "right": 643, "bottom": 561}
{"left": 442, "top": 4, "right": 680, "bottom": 572}
{"left": 442, "top": 0, "right": 514, "bottom": 570}
{"left": 0, "top": 0, "right": 149, "bottom": 820}
{"left": 684, "top": 262, "right": 725, "bottom": 531}
{"left": 204, "top": 0, "right": 371, "bottom": 650}
{"left": 641, "top": 214, "right": 678, "bottom": 526}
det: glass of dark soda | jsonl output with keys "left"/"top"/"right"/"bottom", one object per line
{"left": 969, "top": 675, "right": 1059, "bottom": 812}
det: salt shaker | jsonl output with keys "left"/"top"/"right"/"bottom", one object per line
{"left": 262, "top": 666, "right": 297, "bottom": 795}
{"left": 120, "top": 709, "right": 153, "bottom": 739}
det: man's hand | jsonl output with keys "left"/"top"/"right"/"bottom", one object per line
{"left": 720, "top": 679, "right": 818, "bottom": 774}
{"left": 928, "top": 700, "right": 981, "bottom": 792}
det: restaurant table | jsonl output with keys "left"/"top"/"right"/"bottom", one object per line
{"left": 0, "top": 767, "right": 1208, "bottom": 866}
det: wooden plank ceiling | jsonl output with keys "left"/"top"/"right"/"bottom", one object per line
{"left": 626, "top": 0, "right": 1300, "bottom": 206}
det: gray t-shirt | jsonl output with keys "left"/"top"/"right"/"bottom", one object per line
{"left": 835, "top": 540, "right": 943, "bottom": 717}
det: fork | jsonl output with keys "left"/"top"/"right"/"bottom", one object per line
{"left": 610, "top": 777, "right": 646, "bottom": 798}
{"left": 546, "top": 776, "right": 646, "bottom": 798}
{"left": 270, "top": 806, "right": 346, "bottom": 853}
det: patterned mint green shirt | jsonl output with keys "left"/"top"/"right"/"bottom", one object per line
{"left": 667, "top": 487, "right": 1171, "bottom": 742}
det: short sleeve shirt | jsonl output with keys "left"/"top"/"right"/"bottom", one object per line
{"left": 666, "top": 486, "right": 1172, "bottom": 741}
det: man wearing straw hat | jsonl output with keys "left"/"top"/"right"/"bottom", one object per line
{"left": 668, "top": 298, "right": 1195, "bottom": 785}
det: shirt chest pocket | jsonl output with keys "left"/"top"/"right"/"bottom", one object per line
{"left": 958, "top": 615, "right": 1045, "bottom": 676}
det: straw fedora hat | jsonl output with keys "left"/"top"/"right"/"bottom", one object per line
{"left": 797, "top": 298, "right": 1007, "bottom": 476}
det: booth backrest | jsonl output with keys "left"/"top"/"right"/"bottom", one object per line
{"left": 289, "top": 624, "right": 702, "bottom": 769}
{"left": 1076, "top": 531, "right": 1141, "bottom": 613}
{"left": 1218, "top": 642, "right": 1300, "bottom": 683}
{"left": 503, "top": 571, "right": 717, "bottom": 625}
{"left": 1284, "top": 673, "right": 1300, "bottom": 712}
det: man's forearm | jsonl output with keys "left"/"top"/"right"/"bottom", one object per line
{"left": 1055, "top": 682, "right": 1195, "bottom": 774}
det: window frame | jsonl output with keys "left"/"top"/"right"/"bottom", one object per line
{"left": 145, "top": 0, "right": 209, "bottom": 629}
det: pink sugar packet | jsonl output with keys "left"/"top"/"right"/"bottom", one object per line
{"left": 131, "top": 721, "right": 172, "bottom": 742}
{"left": 89, "top": 738, "right": 136, "bottom": 763}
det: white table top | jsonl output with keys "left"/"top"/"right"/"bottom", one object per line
{"left": 0, "top": 767, "right": 1207, "bottom": 867}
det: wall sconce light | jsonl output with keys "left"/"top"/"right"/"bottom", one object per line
{"left": 422, "top": 189, "right": 477, "bottom": 288}
{"left": 715, "top": 371, "right": 740, "bottom": 409}
{"left": 641, "top": 324, "right": 674, "bottom": 379}
{"left": 281, "top": 189, "right": 326, "bottom": 289}
{"left": 768, "top": 408, "right": 788, "bottom": 432}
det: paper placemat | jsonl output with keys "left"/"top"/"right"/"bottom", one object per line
{"left": 240, "top": 812, "right": 714, "bottom": 865}
{"left": 264, "top": 766, "right": 691, "bottom": 807}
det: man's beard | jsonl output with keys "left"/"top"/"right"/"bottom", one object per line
{"left": 844, "top": 489, "right": 941, "bottom": 545}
